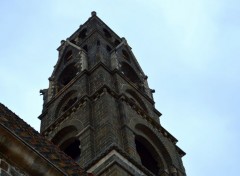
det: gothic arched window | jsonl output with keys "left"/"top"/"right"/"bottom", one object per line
{"left": 52, "top": 126, "right": 81, "bottom": 161}
{"left": 135, "top": 136, "right": 159, "bottom": 175}
{"left": 58, "top": 63, "right": 78, "bottom": 90}
{"left": 120, "top": 62, "right": 141, "bottom": 84}
{"left": 60, "top": 138, "right": 81, "bottom": 161}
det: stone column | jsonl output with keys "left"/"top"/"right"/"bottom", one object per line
{"left": 80, "top": 51, "right": 88, "bottom": 71}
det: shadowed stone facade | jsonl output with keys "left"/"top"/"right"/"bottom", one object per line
{"left": 38, "top": 11, "right": 186, "bottom": 176}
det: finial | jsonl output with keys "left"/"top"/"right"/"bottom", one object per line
{"left": 91, "top": 11, "right": 97, "bottom": 16}
{"left": 121, "top": 37, "right": 127, "bottom": 43}
{"left": 151, "top": 89, "right": 155, "bottom": 93}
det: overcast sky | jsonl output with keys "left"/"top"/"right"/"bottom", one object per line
{"left": 0, "top": 1, "right": 239, "bottom": 176}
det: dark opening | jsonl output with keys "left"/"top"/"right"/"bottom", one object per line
{"left": 51, "top": 126, "right": 77, "bottom": 144}
{"left": 97, "top": 40, "right": 100, "bottom": 46}
{"left": 64, "top": 50, "right": 72, "bottom": 63}
{"left": 114, "top": 39, "right": 121, "bottom": 46}
{"left": 103, "top": 28, "right": 112, "bottom": 38}
{"left": 78, "top": 28, "right": 87, "bottom": 39}
{"left": 63, "top": 139, "right": 81, "bottom": 161}
{"left": 58, "top": 63, "right": 78, "bottom": 89}
{"left": 70, "top": 39, "right": 76, "bottom": 44}
{"left": 106, "top": 45, "right": 111, "bottom": 52}
{"left": 135, "top": 138, "right": 159, "bottom": 175}
{"left": 83, "top": 45, "right": 88, "bottom": 52}
{"left": 122, "top": 49, "right": 131, "bottom": 62}
{"left": 121, "top": 62, "right": 141, "bottom": 84}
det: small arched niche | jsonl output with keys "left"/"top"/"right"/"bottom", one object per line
{"left": 135, "top": 135, "right": 160, "bottom": 175}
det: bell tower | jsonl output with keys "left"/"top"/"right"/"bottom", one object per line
{"left": 39, "top": 12, "right": 186, "bottom": 176}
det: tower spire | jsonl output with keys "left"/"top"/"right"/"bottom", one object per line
{"left": 39, "top": 12, "right": 186, "bottom": 176}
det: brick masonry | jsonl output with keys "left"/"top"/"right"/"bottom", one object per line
{"left": 0, "top": 158, "right": 28, "bottom": 176}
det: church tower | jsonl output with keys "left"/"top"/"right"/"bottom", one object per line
{"left": 39, "top": 12, "right": 186, "bottom": 176}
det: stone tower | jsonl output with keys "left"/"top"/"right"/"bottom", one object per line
{"left": 38, "top": 12, "right": 186, "bottom": 176}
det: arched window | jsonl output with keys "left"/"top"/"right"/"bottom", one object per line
{"left": 135, "top": 136, "right": 159, "bottom": 175}
{"left": 120, "top": 62, "right": 141, "bottom": 84}
{"left": 60, "top": 138, "right": 81, "bottom": 161}
{"left": 78, "top": 28, "right": 87, "bottom": 39}
{"left": 52, "top": 126, "right": 81, "bottom": 161}
{"left": 58, "top": 63, "right": 78, "bottom": 90}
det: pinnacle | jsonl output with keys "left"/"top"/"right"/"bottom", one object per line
{"left": 91, "top": 11, "right": 97, "bottom": 16}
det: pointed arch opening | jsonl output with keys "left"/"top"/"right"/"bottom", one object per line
{"left": 60, "top": 137, "right": 81, "bottom": 161}
{"left": 135, "top": 135, "right": 159, "bottom": 175}
{"left": 135, "top": 124, "right": 173, "bottom": 165}
{"left": 58, "top": 63, "right": 78, "bottom": 90}
{"left": 52, "top": 126, "right": 81, "bottom": 161}
{"left": 120, "top": 62, "right": 141, "bottom": 84}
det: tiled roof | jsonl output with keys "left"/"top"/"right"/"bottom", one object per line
{"left": 0, "top": 103, "right": 86, "bottom": 176}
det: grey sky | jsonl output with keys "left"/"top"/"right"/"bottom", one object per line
{"left": 0, "top": 1, "right": 239, "bottom": 175}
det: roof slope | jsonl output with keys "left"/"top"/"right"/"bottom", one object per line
{"left": 0, "top": 103, "right": 86, "bottom": 176}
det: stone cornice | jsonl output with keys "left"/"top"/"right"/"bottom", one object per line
{"left": 41, "top": 85, "right": 178, "bottom": 147}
